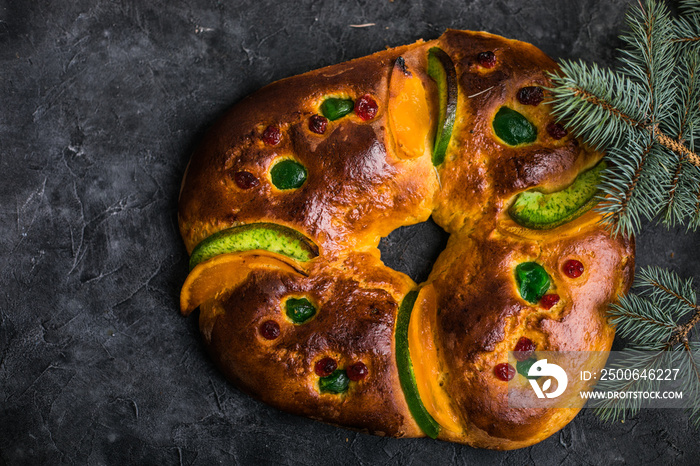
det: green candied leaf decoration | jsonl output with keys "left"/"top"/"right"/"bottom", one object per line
{"left": 395, "top": 290, "right": 441, "bottom": 439}
{"left": 270, "top": 159, "right": 307, "bottom": 190}
{"left": 285, "top": 297, "right": 317, "bottom": 324}
{"left": 188, "top": 223, "right": 318, "bottom": 270}
{"left": 509, "top": 161, "right": 607, "bottom": 229}
{"left": 493, "top": 107, "right": 537, "bottom": 145}
{"left": 517, "top": 358, "right": 538, "bottom": 379}
{"left": 515, "top": 262, "right": 551, "bottom": 304}
{"left": 319, "top": 369, "right": 349, "bottom": 394}
{"left": 320, "top": 98, "right": 354, "bottom": 121}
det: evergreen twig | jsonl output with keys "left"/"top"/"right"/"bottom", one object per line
{"left": 562, "top": 0, "right": 700, "bottom": 428}
{"left": 544, "top": 0, "right": 700, "bottom": 426}
{"left": 593, "top": 267, "right": 700, "bottom": 425}
{"left": 548, "top": 0, "right": 700, "bottom": 235}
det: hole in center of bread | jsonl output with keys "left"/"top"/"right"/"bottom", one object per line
{"left": 378, "top": 217, "right": 449, "bottom": 284}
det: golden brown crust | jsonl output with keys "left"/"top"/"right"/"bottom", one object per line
{"left": 201, "top": 254, "right": 421, "bottom": 437}
{"left": 178, "top": 42, "right": 437, "bottom": 256}
{"left": 431, "top": 30, "right": 600, "bottom": 234}
{"left": 430, "top": 213, "right": 634, "bottom": 448}
{"left": 178, "top": 29, "right": 636, "bottom": 449}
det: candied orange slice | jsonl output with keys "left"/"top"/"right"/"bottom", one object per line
{"left": 180, "top": 250, "right": 307, "bottom": 316}
{"left": 388, "top": 57, "right": 432, "bottom": 160}
{"left": 408, "top": 284, "right": 463, "bottom": 434}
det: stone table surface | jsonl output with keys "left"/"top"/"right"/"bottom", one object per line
{"left": 1, "top": 0, "right": 699, "bottom": 464}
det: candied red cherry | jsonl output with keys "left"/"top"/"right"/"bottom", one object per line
{"left": 354, "top": 94, "right": 378, "bottom": 121}
{"left": 494, "top": 363, "right": 515, "bottom": 381}
{"left": 563, "top": 259, "right": 584, "bottom": 278}
{"left": 314, "top": 357, "right": 337, "bottom": 377}
{"left": 259, "top": 320, "right": 280, "bottom": 340}
{"left": 546, "top": 122, "right": 568, "bottom": 140}
{"left": 540, "top": 294, "right": 560, "bottom": 310}
{"left": 514, "top": 337, "right": 536, "bottom": 361}
{"left": 517, "top": 86, "right": 544, "bottom": 106}
{"left": 477, "top": 51, "right": 496, "bottom": 68}
{"left": 262, "top": 124, "right": 281, "bottom": 145}
{"left": 233, "top": 171, "right": 260, "bottom": 189}
{"left": 309, "top": 114, "right": 328, "bottom": 134}
{"left": 346, "top": 361, "right": 368, "bottom": 381}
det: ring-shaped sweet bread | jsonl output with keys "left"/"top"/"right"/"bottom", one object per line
{"left": 178, "top": 29, "right": 634, "bottom": 449}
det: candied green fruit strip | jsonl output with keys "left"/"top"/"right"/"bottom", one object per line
{"left": 270, "top": 159, "right": 307, "bottom": 190}
{"left": 508, "top": 161, "right": 606, "bottom": 229}
{"left": 188, "top": 223, "right": 318, "bottom": 270}
{"left": 515, "top": 262, "right": 551, "bottom": 304}
{"left": 493, "top": 107, "right": 537, "bottom": 145}
{"left": 395, "top": 290, "right": 441, "bottom": 439}
{"left": 286, "top": 297, "right": 317, "bottom": 324}
{"left": 319, "top": 369, "right": 349, "bottom": 394}
{"left": 320, "top": 98, "right": 354, "bottom": 121}
{"left": 427, "top": 47, "right": 457, "bottom": 166}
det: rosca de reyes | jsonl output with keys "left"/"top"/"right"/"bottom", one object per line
{"left": 177, "top": 29, "right": 635, "bottom": 449}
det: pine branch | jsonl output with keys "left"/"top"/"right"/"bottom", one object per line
{"left": 670, "top": 51, "right": 699, "bottom": 141}
{"left": 608, "top": 295, "right": 677, "bottom": 343}
{"left": 618, "top": 0, "right": 676, "bottom": 123}
{"left": 548, "top": 61, "right": 647, "bottom": 150}
{"left": 669, "top": 48, "right": 700, "bottom": 157}
{"left": 671, "top": 313, "right": 700, "bottom": 346}
{"left": 594, "top": 347, "right": 678, "bottom": 422}
{"left": 548, "top": 0, "right": 700, "bottom": 235}
{"left": 593, "top": 267, "right": 700, "bottom": 424}
{"left": 546, "top": 0, "right": 700, "bottom": 423}
{"left": 636, "top": 266, "right": 697, "bottom": 315}
{"left": 654, "top": 129, "right": 700, "bottom": 165}
{"left": 682, "top": 342, "right": 700, "bottom": 426}
{"left": 607, "top": 266, "right": 698, "bottom": 344}
{"left": 656, "top": 47, "right": 700, "bottom": 224}
{"left": 547, "top": 71, "right": 700, "bottom": 166}
{"left": 597, "top": 134, "right": 661, "bottom": 236}
{"left": 676, "top": 341, "right": 700, "bottom": 426}
{"left": 679, "top": 0, "right": 700, "bottom": 17}
{"left": 691, "top": 179, "right": 700, "bottom": 230}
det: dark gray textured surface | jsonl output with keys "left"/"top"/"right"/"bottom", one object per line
{"left": 1, "top": 0, "right": 699, "bottom": 464}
